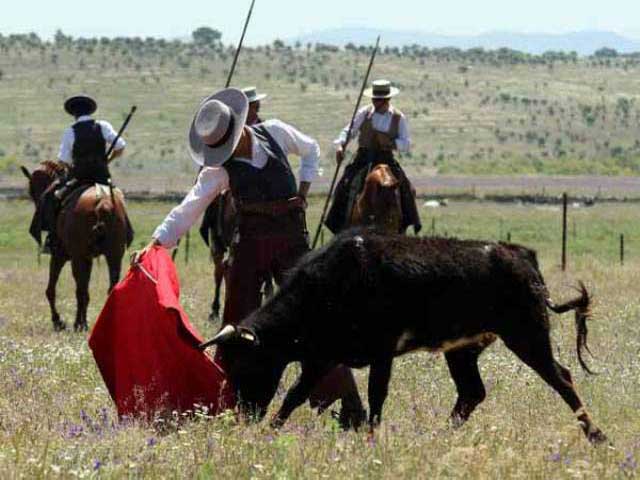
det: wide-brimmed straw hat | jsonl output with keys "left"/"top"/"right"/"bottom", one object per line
{"left": 242, "top": 86, "right": 267, "bottom": 103}
{"left": 64, "top": 95, "right": 97, "bottom": 116}
{"left": 188, "top": 88, "right": 249, "bottom": 167}
{"left": 364, "top": 80, "right": 399, "bottom": 99}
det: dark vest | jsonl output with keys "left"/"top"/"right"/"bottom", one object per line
{"left": 224, "top": 125, "right": 297, "bottom": 203}
{"left": 71, "top": 119, "right": 109, "bottom": 183}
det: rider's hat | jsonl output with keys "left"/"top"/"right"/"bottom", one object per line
{"left": 364, "top": 80, "right": 400, "bottom": 99}
{"left": 64, "top": 95, "right": 97, "bottom": 116}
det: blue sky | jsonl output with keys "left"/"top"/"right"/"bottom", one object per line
{"left": 2, "top": 0, "right": 639, "bottom": 43}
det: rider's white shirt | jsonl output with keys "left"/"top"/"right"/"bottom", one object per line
{"left": 334, "top": 105, "right": 411, "bottom": 153}
{"left": 57, "top": 115, "right": 126, "bottom": 164}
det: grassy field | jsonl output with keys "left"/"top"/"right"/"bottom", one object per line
{"left": 2, "top": 37, "right": 640, "bottom": 194}
{"left": 1, "top": 198, "right": 639, "bottom": 478}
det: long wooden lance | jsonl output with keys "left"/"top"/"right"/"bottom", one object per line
{"left": 311, "top": 35, "right": 380, "bottom": 249}
{"left": 107, "top": 105, "right": 137, "bottom": 206}
{"left": 177, "top": 0, "right": 256, "bottom": 263}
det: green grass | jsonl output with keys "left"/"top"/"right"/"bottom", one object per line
{"left": 0, "top": 198, "right": 639, "bottom": 478}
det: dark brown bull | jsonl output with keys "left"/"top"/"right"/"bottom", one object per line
{"left": 350, "top": 164, "right": 402, "bottom": 234}
{"left": 22, "top": 161, "right": 131, "bottom": 331}
{"left": 201, "top": 230, "right": 607, "bottom": 444}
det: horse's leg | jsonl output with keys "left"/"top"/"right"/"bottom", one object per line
{"left": 71, "top": 257, "right": 92, "bottom": 332}
{"left": 208, "top": 251, "right": 224, "bottom": 322}
{"left": 46, "top": 253, "right": 68, "bottom": 331}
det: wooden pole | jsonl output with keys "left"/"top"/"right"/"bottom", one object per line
{"left": 561, "top": 192, "right": 568, "bottom": 271}
{"left": 431, "top": 217, "right": 436, "bottom": 236}
{"left": 620, "top": 233, "right": 625, "bottom": 266}
{"left": 185, "top": 229, "right": 190, "bottom": 264}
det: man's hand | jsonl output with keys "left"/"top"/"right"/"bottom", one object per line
{"left": 107, "top": 147, "right": 124, "bottom": 164}
{"left": 336, "top": 145, "right": 345, "bottom": 164}
{"left": 130, "top": 238, "right": 160, "bottom": 265}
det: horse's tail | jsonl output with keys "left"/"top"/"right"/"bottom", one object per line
{"left": 91, "top": 195, "right": 116, "bottom": 253}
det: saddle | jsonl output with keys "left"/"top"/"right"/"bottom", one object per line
{"left": 60, "top": 182, "right": 124, "bottom": 208}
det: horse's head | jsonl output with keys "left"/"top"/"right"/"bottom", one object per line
{"left": 352, "top": 164, "right": 402, "bottom": 234}
{"left": 21, "top": 161, "right": 64, "bottom": 204}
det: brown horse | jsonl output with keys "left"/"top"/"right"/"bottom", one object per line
{"left": 21, "top": 161, "right": 131, "bottom": 331}
{"left": 350, "top": 164, "right": 403, "bottom": 234}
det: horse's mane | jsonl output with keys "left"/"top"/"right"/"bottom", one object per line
{"left": 38, "top": 160, "right": 66, "bottom": 178}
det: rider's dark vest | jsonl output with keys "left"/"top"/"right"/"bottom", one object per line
{"left": 224, "top": 125, "right": 297, "bottom": 204}
{"left": 358, "top": 107, "right": 402, "bottom": 153}
{"left": 71, "top": 119, "right": 109, "bottom": 183}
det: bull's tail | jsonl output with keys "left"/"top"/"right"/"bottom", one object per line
{"left": 546, "top": 281, "right": 594, "bottom": 375}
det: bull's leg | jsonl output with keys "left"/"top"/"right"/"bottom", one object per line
{"left": 270, "top": 364, "right": 331, "bottom": 429}
{"left": 367, "top": 358, "right": 393, "bottom": 429}
{"left": 445, "top": 345, "right": 487, "bottom": 427}
{"left": 502, "top": 332, "right": 607, "bottom": 444}
{"left": 309, "top": 366, "right": 366, "bottom": 430}
{"left": 71, "top": 257, "right": 92, "bottom": 332}
{"left": 209, "top": 252, "right": 225, "bottom": 322}
{"left": 46, "top": 254, "right": 68, "bottom": 331}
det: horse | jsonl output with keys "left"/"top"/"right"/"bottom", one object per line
{"left": 202, "top": 190, "right": 274, "bottom": 323}
{"left": 349, "top": 164, "right": 403, "bottom": 234}
{"left": 21, "top": 161, "right": 131, "bottom": 331}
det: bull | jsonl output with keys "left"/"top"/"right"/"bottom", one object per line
{"left": 200, "top": 230, "right": 607, "bottom": 444}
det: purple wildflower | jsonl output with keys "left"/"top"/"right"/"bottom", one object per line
{"left": 147, "top": 437, "right": 157, "bottom": 447}
{"left": 93, "top": 460, "right": 102, "bottom": 470}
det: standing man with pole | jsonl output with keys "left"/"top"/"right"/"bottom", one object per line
{"left": 134, "top": 88, "right": 366, "bottom": 428}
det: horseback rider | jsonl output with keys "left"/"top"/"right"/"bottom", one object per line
{"left": 325, "top": 79, "right": 422, "bottom": 234}
{"left": 33, "top": 95, "right": 126, "bottom": 252}
{"left": 242, "top": 86, "right": 267, "bottom": 126}
{"left": 135, "top": 88, "right": 366, "bottom": 427}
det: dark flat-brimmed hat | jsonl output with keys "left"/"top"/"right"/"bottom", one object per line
{"left": 364, "top": 80, "right": 399, "bottom": 99}
{"left": 188, "top": 88, "right": 249, "bottom": 167}
{"left": 64, "top": 95, "right": 97, "bottom": 116}
{"left": 242, "top": 86, "right": 267, "bottom": 103}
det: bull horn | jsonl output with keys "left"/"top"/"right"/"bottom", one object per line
{"left": 20, "top": 166, "right": 31, "bottom": 181}
{"left": 198, "top": 324, "right": 238, "bottom": 350}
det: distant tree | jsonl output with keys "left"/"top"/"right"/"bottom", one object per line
{"left": 594, "top": 47, "right": 618, "bottom": 58}
{"left": 54, "top": 29, "right": 72, "bottom": 48}
{"left": 192, "top": 27, "right": 222, "bottom": 45}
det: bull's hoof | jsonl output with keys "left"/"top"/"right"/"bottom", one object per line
{"left": 269, "top": 417, "right": 285, "bottom": 429}
{"left": 53, "top": 320, "right": 66, "bottom": 332}
{"left": 587, "top": 429, "right": 608, "bottom": 445}
{"left": 333, "top": 406, "right": 367, "bottom": 431}
{"left": 208, "top": 310, "right": 219, "bottom": 323}
{"left": 74, "top": 322, "right": 88, "bottom": 332}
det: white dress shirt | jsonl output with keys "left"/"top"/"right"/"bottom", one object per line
{"left": 153, "top": 119, "right": 320, "bottom": 248}
{"left": 57, "top": 115, "right": 126, "bottom": 164}
{"left": 334, "top": 105, "right": 411, "bottom": 153}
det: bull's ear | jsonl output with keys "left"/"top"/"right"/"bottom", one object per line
{"left": 20, "top": 166, "right": 32, "bottom": 181}
{"left": 199, "top": 324, "right": 238, "bottom": 350}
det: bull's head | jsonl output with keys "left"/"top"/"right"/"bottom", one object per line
{"left": 200, "top": 325, "right": 287, "bottom": 421}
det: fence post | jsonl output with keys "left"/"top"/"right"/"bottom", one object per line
{"left": 507, "top": 232, "right": 511, "bottom": 242}
{"left": 561, "top": 193, "right": 568, "bottom": 271}
{"left": 620, "top": 234, "right": 625, "bottom": 266}
{"left": 431, "top": 217, "right": 436, "bottom": 236}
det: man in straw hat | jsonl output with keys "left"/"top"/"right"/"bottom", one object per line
{"left": 33, "top": 94, "right": 127, "bottom": 253}
{"left": 242, "top": 86, "right": 267, "bottom": 126}
{"left": 135, "top": 88, "right": 366, "bottom": 428}
{"left": 325, "top": 79, "right": 421, "bottom": 234}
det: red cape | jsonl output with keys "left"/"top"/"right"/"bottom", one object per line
{"left": 88, "top": 246, "right": 235, "bottom": 419}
